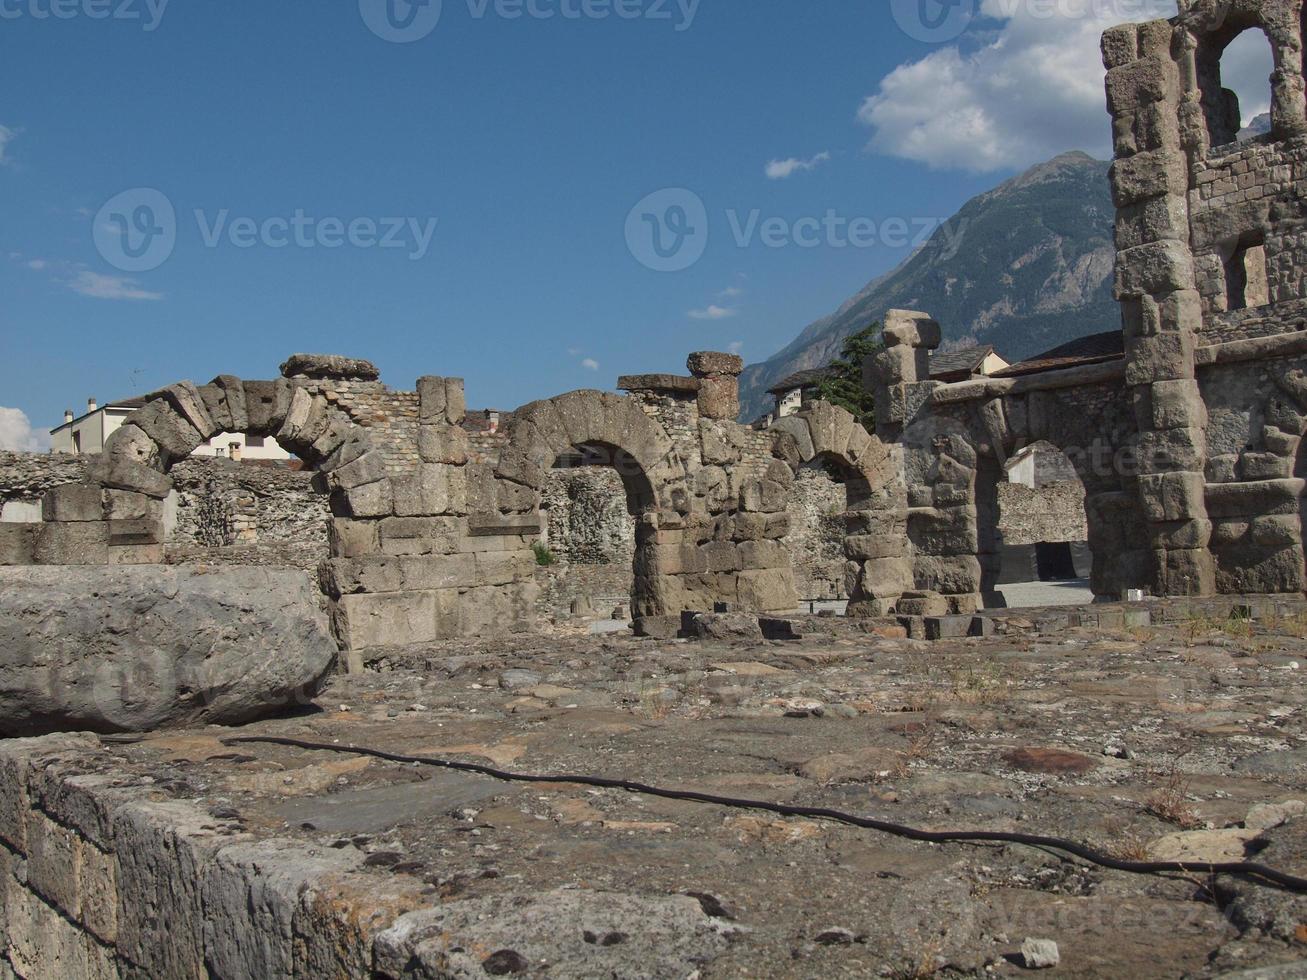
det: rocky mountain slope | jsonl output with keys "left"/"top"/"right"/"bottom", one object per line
{"left": 739, "top": 152, "right": 1119, "bottom": 420}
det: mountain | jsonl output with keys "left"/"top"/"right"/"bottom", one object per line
{"left": 738, "top": 152, "right": 1119, "bottom": 421}
{"left": 1238, "top": 112, "right": 1272, "bottom": 140}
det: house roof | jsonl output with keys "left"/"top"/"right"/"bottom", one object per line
{"left": 992, "top": 331, "right": 1124, "bottom": 378}
{"left": 767, "top": 368, "right": 835, "bottom": 395}
{"left": 929, "top": 345, "right": 996, "bottom": 379}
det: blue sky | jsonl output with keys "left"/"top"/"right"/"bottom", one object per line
{"left": 3, "top": 0, "right": 1266, "bottom": 445}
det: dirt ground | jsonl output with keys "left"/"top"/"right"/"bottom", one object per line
{"left": 105, "top": 605, "right": 1307, "bottom": 978}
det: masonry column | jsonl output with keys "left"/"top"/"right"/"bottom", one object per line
{"left": 1104, "top": 18, "right": 1214, "bottom": 596}
{"left": 852, "top": 309, "right": 939, "bottom": 616}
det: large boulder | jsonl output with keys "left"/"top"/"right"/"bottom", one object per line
{"left": 0, "top": 566, "right": 338, "bottom": 735}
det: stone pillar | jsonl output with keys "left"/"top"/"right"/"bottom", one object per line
{"left": 687, "top": 352, "right": 743, "bottom": 421}
{"left": 867, "top": 309, "right": 941, "bottom": 442}
{"left": 1105, "top": 18, "right": 1214, "bottom": 596}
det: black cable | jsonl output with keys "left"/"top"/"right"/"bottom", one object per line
{"left": 221, "top": 734, "right": 1307, "bottom": 894}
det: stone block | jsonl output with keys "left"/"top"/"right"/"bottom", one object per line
{"left": 1136, "top": 426, "right": 1205, "bottom": 474}
{"left": 734, "top": 567, "right": 797, "bottom": 613}
{"left": 207, "top": 375, "right": 250, "bottom": 431}
{"left": 914, "top": 555, "right": 983, "bottom": 595}
{"left": 0, "top": 524, "right": 36, "bottom": 566}
{"left": 41, "top": 484, "right": 103, "bottom": 522}
{"left": 496, "top": 449, "right": 545, "bottom": 491}
{"left": 34, "top": 522, "right": 110, "bottom": 565}
{"left": 1105, "top": 56, "right": 1176, "bottom": 115}
{"left": 1125, "top": 331, "right": 1195, "bottom": 386}
{"left": 417, "top": 376, "right": 446, "bottom": 422}
{"left": 201, "top": 840, "right": 361, "bottom": 980}
{"left": 419, "top": 424, "right": 469, "bottom": 465}
{"left": 445, "top": 378, "right": 467, "bottom": 425}
{"left": 130, "top": 400, "right": 203, "bottom": 463}
{"left": 924, "top": 615, "right": 972, "bottom": 640}
{"left": 633, "top": 615, "right": 681, "bottom": 639}
{"left": 883, "top": 309, "right": 941, "bottom": 349}
{"left": 328, "top": 518, "right": 379, "bottom": 558}
{"left": 158, "top": 381, "right": 218, "bottom": 439}
{"left": 1250, "top": 514, "right": 1301, "bottom": 548}
{"left": 475, "top": 550, "right": 534, "bottom": 586}
{"left": 274, "top": 386, "right": 315, "bottom": 447}
{"left": 1154, "top": 547, "right": 1215, "bottom": 597}
{"left": 738, "top": 539, "right": 786, "bottom": 571}
{"left": 332, "top": 480, "right": 393, "bottom": 519}
{"left": 1100, "top": 23, "right": 1137, "bottom": 69}
{"left": 102, "top": 489, "right": 162, "bottom": 523}
{"left": 1138, "top": 472, "right": 1206, "bottom": 522}
{"left": 241, "top": 378, "right": 292, "bottom": 434}
{"left": 1150, "top": 518, "right": 1212, "bottom": 550}
{"left": 102, "top": 423, "right": 162, "bottom": 469}
{"left": 687, "top": 351, "right": 744, "bottom": 377}
{"left": 1238, "top": 452, "right": 1291, "bottom": 481}
{"left": 696, "top": 375, "right": 739, "bottom": 421}
{"left": 333, "top": 590, "right": 442, "bottom": 647}
{"left": 321, "top": 553, "right": 480, "bottom": 597}
{"left": 895, "top": 591, "right": 949, "bottom": 617}
{"left": 27, "top": 811, "right": 81, "bottom": 918}
{"left": 1206, "top": 479, "right": 1304, "bottom": 518}
{"left": 458, "top": 582, "right": 537, "bottom": 636}
{"left": 393, "top": 465, "right": 467, "bottom": 517}
{"left": 326, "top": 450, "right": 388, "bottom": 491}
{"left": 763, "top": 513, "right": 791, "bottom": 539}
{"left": 1148, "top": 379, "right": 1206, "bottom": 430}
{"left": 106, "top": 517, "right": 164, "bottom": 546}
{"left": 861, "top": 557, "right": 914, "bottom": 598}
{"left": 112, "top": 800, "right": 223, "bottom": 978}
{"left": 1115, "top": 240, "right": 1194, "bottom": 299}
{"left": 107, "top": 543, "right": 164, "bottom": 565}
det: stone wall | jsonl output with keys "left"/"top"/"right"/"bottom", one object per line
{"left": 165, "top": 458, "right": 329, "bottom": 570}
{"left": 997, "top": 481, "right": 1090, "bottom": 548}
{"left": 0, "top": 451, "right": 86, "bottom": 520}
{"left": 782, "top": 466, "right": 848, "bottom": 600}
{"left": 0, "top": 734, "right": 420, "bottom": 979}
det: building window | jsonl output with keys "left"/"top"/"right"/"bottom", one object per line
{"left": 1226, "top": 232, "right": 1270, "bottom": 311}
{"left": 246, "top": 435, "right": 265, "bottom": 448}
{"left": 71, "top": 431, "right": 82, "bottom": 454}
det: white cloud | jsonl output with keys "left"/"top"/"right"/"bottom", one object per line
{"left": 68, "top": 271, "right": 163, "bottom": 301}
{"left": 859, "top": 0, "right": 1178, "bottom": 172}
{"left": 765, "top": 151, "right": 831, "bottom": 180}
{"left": 728, "top": 341, "right": 744, "bottom": 354}
{"left": 581, "top": 357, "right": 600, "bottom": 371}
{"left": 0, "top": 125, "right": 14, "bottom": 165}
{"left": 0, "top": 407, "right": 48, "bottom": 452}
{"left": 689, "top": 305, "right": 738, "bottom": 321}
{"left": 25, "top": 259, "right": 46, "bottom": 271}
{"left": 719, "top": 285, "right": 744, "bottom": 298}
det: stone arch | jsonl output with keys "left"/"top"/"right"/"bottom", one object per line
{"left": 36, "top": 376, "right": 389, "bottom": 568}
{"left": 1183, "top": 0, "right": 1307, "bottom": 145}
{"left": 769, "top": 400, "right": 910, "bottom": 616}
{"left": 496, "top": 390, "right": 683, "bottom": 508}
{"left": 495, "top": 390, "right": 686, "bottom": 618}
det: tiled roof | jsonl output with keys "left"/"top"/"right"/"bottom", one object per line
{"left": 992, "top": 331, "right": 1124, "bottom": 378}
{"left": 767, "top": 368, "right": 835, "bottom": 395}
{"left": 929, "top": 345, "right": 995, "bottom": 379}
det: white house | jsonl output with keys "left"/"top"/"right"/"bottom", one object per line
{"left": 49, "top": 396, "right": 291, "bottom": 462}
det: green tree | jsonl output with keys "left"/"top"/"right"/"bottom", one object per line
{"left": 814, "top": 322, "right": 882, "bottom": 432}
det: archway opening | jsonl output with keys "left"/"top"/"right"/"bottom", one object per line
{"left": 782, "top": 452, "right": 865, "bottom": 612}
{"left": 992, "top": 442, "right": 1093, "bottom": 608}
{"left": 1196, "top": 25, "right": 1277, "bottom": 145}
{"left": 535, "top": 442, "right": 653, "bottom": 627}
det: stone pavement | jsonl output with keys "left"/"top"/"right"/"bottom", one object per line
{"left": 4, "top": 605, "right": 1307, "bottom": 977}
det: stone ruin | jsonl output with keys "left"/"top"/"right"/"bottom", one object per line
{"left": 2, "top": 0, "right": 1307, "bottom": 663}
